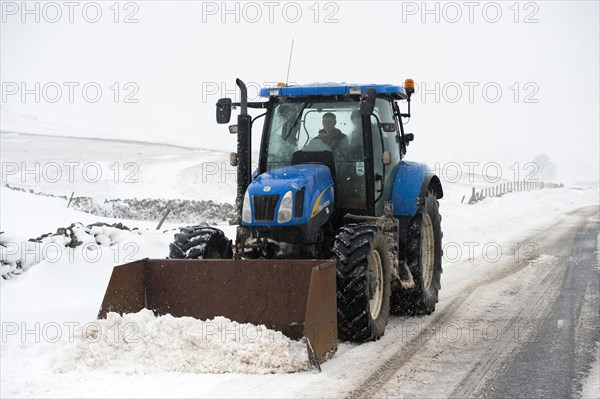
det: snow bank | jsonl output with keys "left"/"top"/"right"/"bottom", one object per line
{"left": 3, "top": 185, "right": 236, "bottom": 225}
{"left": 581, "top": 342, "right": 600, "bottom": 399}
{"left": 1, "top": 222, "right": 167, "bottom": 280}
{"left": 52, "top": 310, "right": 310, "bottom": 375}
{"left": 0, "top": 232, "right": 44, "bottom": 279}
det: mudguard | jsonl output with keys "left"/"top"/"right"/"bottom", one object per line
{"left": 391, "top": 161, "right": 443, "bottom": 217}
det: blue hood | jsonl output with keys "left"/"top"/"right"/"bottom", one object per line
{"left": 244, "top": 164, "right": 335, "bottom": 226}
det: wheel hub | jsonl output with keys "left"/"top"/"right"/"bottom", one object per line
{"left": 421, "top": 213, "right": 435, "bottom": 290}
{"left": 368, "top": 250, "right": 384, "bottom": 320}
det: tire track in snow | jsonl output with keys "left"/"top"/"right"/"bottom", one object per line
{"left": 471, "top": 217, "right": 600, "bottom": 398}
{"left": 347, "top": 207, "right": 597, "bottom": 399}
{"left": 449, "top": 250, "right": 567, "bottom": 397}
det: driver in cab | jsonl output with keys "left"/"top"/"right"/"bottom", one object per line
{"left": 304, "top": 112, "right": 349, "bottom": 153}
{"left": 317, "top": 112, "right": 347, "bottom": 149}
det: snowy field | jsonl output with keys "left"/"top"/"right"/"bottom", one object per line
{"left": 1, "top": 134, "right": 599, "bottom": 398}
{"left": 1, "top": 132, "right": 237, "bottom": 202}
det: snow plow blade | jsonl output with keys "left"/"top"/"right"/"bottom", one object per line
{"left": 98, "top": 258, "right": 337, "bottom": 364}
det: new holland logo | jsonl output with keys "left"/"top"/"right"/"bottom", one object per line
{"left": 318, "top": 199, "right": 331, "bottom": 212}
{"left": 263, "top": 186, "right": 272, "bottom": 192}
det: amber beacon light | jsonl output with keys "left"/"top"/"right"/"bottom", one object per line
{"left": 404, "top": 78, "right": 415, "bottom": 96}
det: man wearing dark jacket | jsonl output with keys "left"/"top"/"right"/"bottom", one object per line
{"left": 316, "top": 112, "right": 347, "bottom": 150}
{"left": 302, "top": 112, "right": 349, "bottom": 154}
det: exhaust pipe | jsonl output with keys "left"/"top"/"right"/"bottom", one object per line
{"left": 235, "top": 78, "right": 252, "bottom": 224}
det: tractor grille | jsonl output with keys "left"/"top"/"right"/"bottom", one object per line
{"left": 253, "top": 195, "right": 280, "bottom": 222}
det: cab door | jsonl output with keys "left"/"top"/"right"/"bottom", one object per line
{"left": 371, "top": 99, "right": 401, "bottom": 216}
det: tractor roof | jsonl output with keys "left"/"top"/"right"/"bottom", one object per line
{"left": 259, "top": 83, "right": 407, "bottom": 99}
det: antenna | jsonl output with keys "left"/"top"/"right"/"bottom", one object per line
{"left": 285, "top": 39, "right": 294, "bottom": 86}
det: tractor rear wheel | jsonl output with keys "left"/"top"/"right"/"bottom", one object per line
{"left": 392, "top": 190, "right": 443, "bottom": 315}
{"left": 169, "top": 226, "right": 232, "bottom": 259}
{"left": 333, "top": 223, "right": 391, "bottom": 342}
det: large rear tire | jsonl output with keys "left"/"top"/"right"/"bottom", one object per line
{"left": 392, "top": 190, "right": 443, "bottom": 315}
{"left": 333, "top": 223, "right": 391, "bottom": 342}
{"left": 168, "top": 226, "right": 232, "bottom": 259}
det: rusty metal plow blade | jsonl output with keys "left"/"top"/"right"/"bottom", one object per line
{"left": 98, "top": 258, "right": 337, "bottom": 366}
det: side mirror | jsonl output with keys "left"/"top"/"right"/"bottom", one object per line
{"left": 404, "top": 133, "right": 415, "bottom": 146}
{"left": 229, "top": 152, "right": 238, "bottom": 167}
{"left": 216, "top": 98, "right": 232, "bottom": 124}
{"left": 360, "top": 88, "right": 377, "bottom": 116}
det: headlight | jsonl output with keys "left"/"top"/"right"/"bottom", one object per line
{"left": 277, "top": 190, "right": 293, "bottom": 223}
{"left": 242, "top": 191, "right": 252, "bottom": 223}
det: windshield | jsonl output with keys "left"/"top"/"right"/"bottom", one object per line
{"left": 264, "top": 99, "right": 363, "bottom": 208}
{"left": 263, "top": 98, "right": 398, "bottom": 211}
{"left": 265, "top": 100, "right": 363, "bottom": 168}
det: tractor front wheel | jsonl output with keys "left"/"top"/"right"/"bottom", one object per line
{"left": 168, "top": 226, "right": 232, "bottom": 259}
{"left": 334, "top": 223, "right": 391, "bottom": 342}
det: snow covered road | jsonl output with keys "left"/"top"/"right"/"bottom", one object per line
{"left": 363, "top": 206, "right": 599, "bottom": 399}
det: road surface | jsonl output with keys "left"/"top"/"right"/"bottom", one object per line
{"left": 349, "top": 206, "right": 599, "bottom": 399}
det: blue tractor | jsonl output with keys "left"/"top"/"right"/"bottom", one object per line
{"left": 167, "top": 79, "right": 444, "bottom": 343}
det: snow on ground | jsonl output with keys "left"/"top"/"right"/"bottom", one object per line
{"left": 1, "top": 132, "right": 237, "bottom": 202}
{"left": 1, "top": 134, "right": 598, "bottom": 398}
{"left": 1, "top": 185, "right": 597, "bottom": 397}
{"left": 1, "top": 108, "right": 118, "bottom": 142}
{"left": 53, "top": 310, "right": 309, "bottom": 375}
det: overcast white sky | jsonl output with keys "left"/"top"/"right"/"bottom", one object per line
{"left": 1, "top": 1, "right": 599, "bottom": 183}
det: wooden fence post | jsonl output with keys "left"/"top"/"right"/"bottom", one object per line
{"left": 468, "top": 187, "right": 477, "bottom": 204}
{"left": 156, "top": 209, "right": 171, "bottom": 230}
{"left": 66, "top": 191, "right": 75, "bottom": 208}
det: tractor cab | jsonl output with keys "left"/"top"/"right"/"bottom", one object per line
{"left": 258, "top": 85, "right": 410, "bottom": 215}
